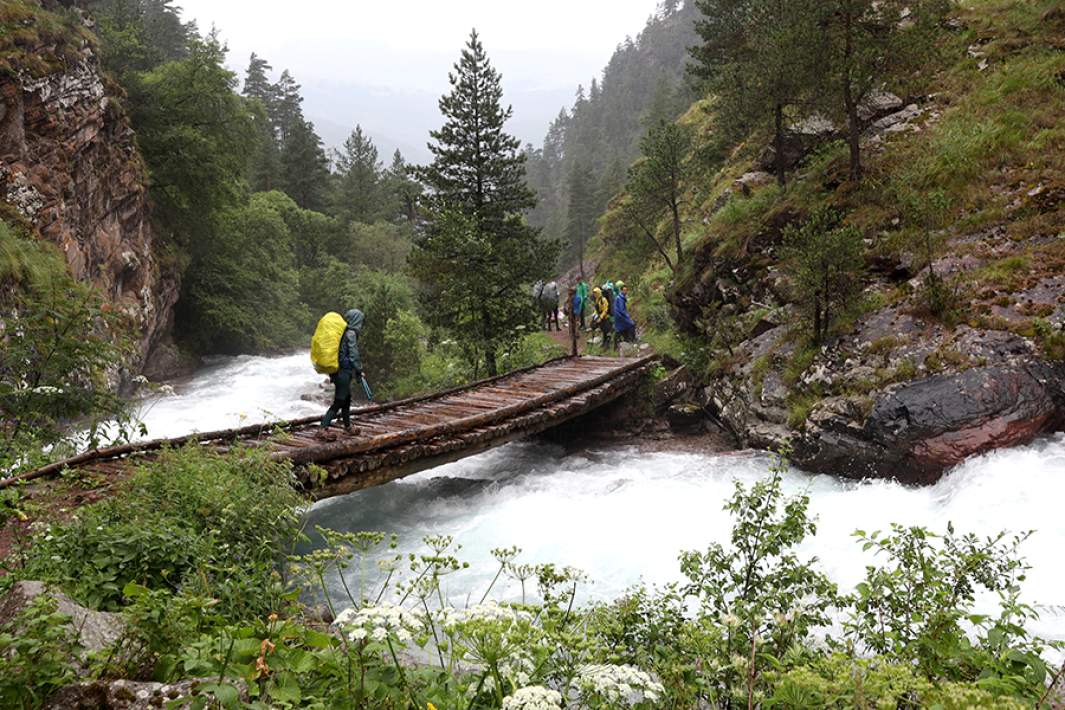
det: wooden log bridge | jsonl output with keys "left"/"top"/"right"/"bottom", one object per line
{"left": 4, "top": 355, "right": 659, "bottom": 500}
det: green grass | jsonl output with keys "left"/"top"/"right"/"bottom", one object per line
{"left": 0, "top": 0, "right": 94, "bottom": 78}
{"left": 978, "top": 254, "right": 1031, "bottom": 291}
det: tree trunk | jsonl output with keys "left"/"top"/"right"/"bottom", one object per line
{"left": 844, "top": 81, "right": 862, "bottom": 183}
{"left": 842, "top": 10, "right": 862, "bottom": 183}
{"left": 578, "top": 232, "right": 585, "bottom": 279}
{"left": 485, "top": 347, "right": 498, "bottom": 377}
{"left": 671, "top": 198, "right": 683, "bottom": 268}
{"left": 774, "top": 103, "right": 787, "bottom": 187}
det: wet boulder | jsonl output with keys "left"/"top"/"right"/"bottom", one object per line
{"left": 797, "top": 360, "right": 1065, "bottom": 483}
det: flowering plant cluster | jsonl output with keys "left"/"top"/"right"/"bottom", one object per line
{"left": 333, "top": 603, "right": 423, "bottom": 644}
{"left": 501, "top": 685, "right": 563, "bottom": 710}
{"left": 572, "top": 663, "right": 666, "bottom": 706}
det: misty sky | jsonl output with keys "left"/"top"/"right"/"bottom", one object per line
{"left": 178, "top": 0, "right": 661, "bottom": 163}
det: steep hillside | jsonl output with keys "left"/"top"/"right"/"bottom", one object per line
{"left": 594, "top": 0, "right": 1065, "bottom": 482}
{"left": 0, "top": 0, "right": 176, "bottom": 371}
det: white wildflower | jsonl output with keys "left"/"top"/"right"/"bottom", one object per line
{"left": 720, "top": 612, "right": 741, "bottom": 628}
{"left": 572, "top": 664, "right": 665, "bottom": 706}
{"left": 31, "top": 386, "right": 63, "bottom": 395}
{"left": 333, "top": 603, "right": 423, "bottom": 645}
{"left": 501, "top": 686, "right": 563, "bottom": 710}
{"left": 441, "top": 601, "right": 532, "bottom": 631}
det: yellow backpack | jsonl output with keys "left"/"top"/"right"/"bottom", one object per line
{"left": 310, "top": 312, "right": 348, "bottom": 375}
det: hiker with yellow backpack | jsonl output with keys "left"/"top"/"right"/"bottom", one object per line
{"left": 311, "top": 309, "right": 366, "bottom": 438}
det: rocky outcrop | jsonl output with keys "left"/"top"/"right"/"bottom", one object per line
{"left": 0, "top": 5, "right": 177, "bottom": 373}
{"left": 0, "top": 580, "right": 126, "bottom": 662}
{"left": 797, "top": 360, "right": 1065, "bottom": 483}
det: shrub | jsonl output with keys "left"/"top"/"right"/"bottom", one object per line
{"left": 0, "top": 222, "right": 137, "bottom": 470}
{"left": 782, "top": 209, "right": 866, "bottom": 344}
{"left": 0, "top": 596, "right": 79, "bottom": 709}
{"left": 17, "top": 446, "right": 303, "bottom": 618}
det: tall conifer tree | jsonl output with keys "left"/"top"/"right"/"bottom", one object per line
{"left": 410, "top": 30, "right": 556, "bottom": 376}
{"left": 332, "top": 125, "right": 382, "bottom": 224}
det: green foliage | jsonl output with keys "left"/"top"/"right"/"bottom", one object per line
{"left": 177, "top": 192, "right": 308, "bottom": 354}
{"left": 0, "top": 1, "right": 94, "bottom": 78}
{"left": 0, "top": 224, "right": 137, "bottom": 469}
{"left": 0, "top": 596, "right": 79, "bottom": 709}
{"left": 348, "top": 221, "right": 413, "bottom": 273}
{"left": 819, "top": 0, "right": 949, "bottom": 181}
{"left": 690, "top": 0, "right": 822, "bottom": 185}
{"left": 1033, "top": 318, "right": 1065, "bottom": 361}
{"left": 679, "top": 458, "right": 839, "bottom": 705}
{"left": 411, "top": 31, "right": 558, "bottom": 376}
{"left": 125, "top": 33, "right": 256, "bottom": 253}
{"left": 565, "top": 160, "right": 597, "bottom": 272}
{"left": 4, "top": 446, "right": 1059, "bottom": 707}
{"left": 526, "top": 2, "right": 699, "bottom": 261}
{"left": 331, "top": 124, "right": 382, "bottom": 225}
{"left": 625, "top": 120, "right": 693, "bottom": 271}
{"left": 846, "top": 524, "right": 1054, "bottom": 695}
{"left": 782, "top": 209, "right": 866, "bottom": 344}
{"left": 16, "top": 446, "right": 303, "bottom": 619}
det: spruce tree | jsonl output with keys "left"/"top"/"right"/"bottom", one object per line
{"left": 566, "top": 161, "right": 597, "bottom": 278}
{"left": 332, "top": 125, "right": 382, "bottom": 224}
{"left": 410, "top": 30, "right": 557, "bottom": 376}
{"left": 383, "top": 150, "right": 422, "bottom": 224}
{"left": 280, "top": 118, "right": 330, "bottom": 211}
{"left": 243, "top": 53, "right": 281, "bottom": 192}
{"left": 690, "top": 0, "right": 821, "bottom": 186}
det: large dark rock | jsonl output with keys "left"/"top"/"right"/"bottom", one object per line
{"left": 797, "top": 361, "right": 1065, "bottom": 483}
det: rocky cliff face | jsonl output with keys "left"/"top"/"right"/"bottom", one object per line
{"left": 0, "top": 6, "right": 176, "bottom": 373}
{"left": 669, "top": 103, "right": 1065, "bottom": 483}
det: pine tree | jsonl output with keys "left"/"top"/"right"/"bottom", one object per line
{"left": 566, "top": 161, "right": 597, "bottom": 278}
{"left": 383, "top": 150, "right": 422, "bottom": 224}
{"left": 242, "top": 53, "right": 281, "bottom": 192}
{"left": 280, "top": 118, "right": 330, "bottom": 211}
{"left": 690, "top": 0, "right": 822, "bottom": 186}
{"left": 410, "top": 30, "right": 557, "bottom": 376}
{"left": 822, "top": 0, "right": 946, "bottom": 182}
{"left": 242, "top": 53, "right": 274, "bottom": 105}
{"left": 273, "top": 70, "right": 304, "bottom": 142}
{"left": 332, "top": 125, "right": 381, "bottom": 224}
{"left": 625, "top": 120, "right": 691, "bottom": 271}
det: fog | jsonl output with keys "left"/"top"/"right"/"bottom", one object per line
{"left": 178, "top": 0, "right": 662, "bottom": 162}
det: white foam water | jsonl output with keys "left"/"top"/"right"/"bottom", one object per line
{"left": 137, "top": 353, "right": 1065, "bottom": 651}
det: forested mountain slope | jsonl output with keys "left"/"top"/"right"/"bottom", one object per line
{"left": 526, "top": 0, "right": 699, "bottom": 268}
{"left": 591, "top": 0, "right": 1065, "bottom": 481}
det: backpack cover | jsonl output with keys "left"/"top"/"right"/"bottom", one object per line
{"left": 311, "top": 312, "right": 348, "bottom": 374}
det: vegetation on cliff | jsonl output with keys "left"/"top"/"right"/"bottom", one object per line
{"left": 581, "top": 0, "right": 1065, "bottom": 475}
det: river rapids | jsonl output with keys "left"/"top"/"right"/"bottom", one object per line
{"left": 134, "top": 351, "right": 1065, "bottom": 649}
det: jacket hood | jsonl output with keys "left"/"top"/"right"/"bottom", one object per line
{"left": 344, "top": 309, "right": 365, "bottom": 336}
{"left": 592, "top": 287, "right": 601, "bottom": 297}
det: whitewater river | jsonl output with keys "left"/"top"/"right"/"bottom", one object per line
{"left": 135, "top": 351, "right": 1065, "bottom": 647}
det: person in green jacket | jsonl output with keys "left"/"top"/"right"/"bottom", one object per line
{"left": 319, "top": 309, "right": 364, "bottom": 436}
{"left": 575, "top": 280, "right": 589, "bottom": 330}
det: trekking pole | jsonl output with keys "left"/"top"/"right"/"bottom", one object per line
{"left": 359, "top": 374, "right": 375, "bottom": 402}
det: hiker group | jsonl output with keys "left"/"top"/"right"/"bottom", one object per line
{"left": 535, "top": 278, "right": 638, "bottom": 353}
